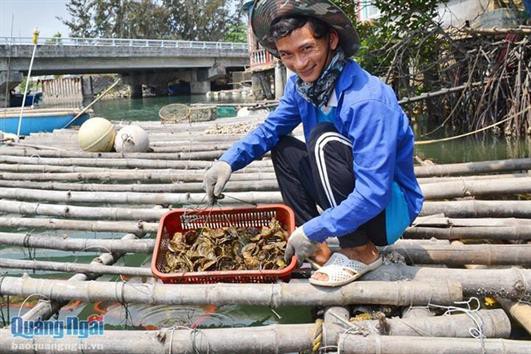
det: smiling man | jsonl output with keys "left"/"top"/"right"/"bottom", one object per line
{"left": 203, "top": 0, "right": 424, "bottom": 287}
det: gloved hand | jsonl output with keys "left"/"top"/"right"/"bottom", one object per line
{"left": 284, "top": 226, "right": 317, "bottom": 266}
{"left": 203, "top": 160, "right": 232, "bottom": 205}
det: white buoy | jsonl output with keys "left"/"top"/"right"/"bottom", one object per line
{"left": 114, "top": 125, "right": 150, "bottom": 153}
{"left": 78, "top": 117, "right": 116, "bottom": 152}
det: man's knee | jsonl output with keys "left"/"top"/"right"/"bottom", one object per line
{"left": 308, "top": 123, "right": 337, "bottom": 149}
{"left": 307, "top": 123, "right": 352, "bottom": 161}
{"left": 271, "top": 135, "right": 305, "bottom": 164}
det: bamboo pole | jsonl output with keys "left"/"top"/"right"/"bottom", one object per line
{"left": 0, "top": 146, "right": 231, "bottom": 159}
{"left": 2, "top": 232, "right": 530, "bottom": 268}
{"left": 0, "top": 200, "right": 167, "bottom": 220}
{"left": 345, "top": 309, "right": 511, "bottom": 338}
{"left": 0, "top": 217, "right": 158, "bottom": 234}
{"left": 22, "top": 233, "right": 143, "bottom": 322}
{"left": 2, "top": 198, "right": 531, "bottom": 221}
{"left": 497, "top": 298, "right": 531, "bottom": 335}
{"left": 0, "top": 179, "right": 280, "bottom": 193}
{"left": 0, "top": 163, "right": 107, "bottom": 173}
{"left": 405, "top": 226, "right": 531, "bottom": 241}
{"left": 0, "top": 277, "right": 463, "bottom": 307}
{"left": 1, "top": 150, "right": 529, "bottom": 179}
{"left": 0, "top": 258, "right": 153, "bottom": 277}
{"left": 412, "top": 216, "right": 531, "bottom": 227}
{"left": 0, "top": 163, "right": 528, "bottom": 185}
{"left": 1, "top": 176, "right": 531, "bottom": 199}
{"left": 417, "top": 172, "right": 531, "bottom": 184}
{"left": 339, "top": 335, "right": 531, "bottom": 354}
{"left": 464, "top": 26, "right": 531, "bottom": 35}
{"left": 0, "top": 170, "right": 278, "bottom": 182}
{"left": 383, "top": 242, "right": 531, "bottom": 266}
{"left": 0, "top": 188, "right": 283, "bottom": 205}
{"left": 398, "top": 81, "right": 484, "bottom": 105}
{"left": 420, "top": 177, "right": 531, "bottom": 199}
{"left": 0, "top": 232, "right": 155, "bottom": 253}
{"left": 152, "top": 143, "right": 233, "bottom": 152}
{"left": 420, "top": 200, "right": 531, "bottom": 218}
{"left": 414, "top": 158, "right": 531, "bottom": 177}
{"left": 0, "top": 310, "right": 510, "bottom": 354}
{"left": 0, "top": 155, "right": 272, "bottom": 169}
{"left": 2, "top": 179, "right": 530, "bottom": 204}
{"left": 1, "top": 325, "right": 314, "bottom": 354}
{"left": 363, "top": 264, "right": 531, "bottom": 300}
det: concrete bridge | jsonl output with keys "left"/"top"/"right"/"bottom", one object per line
{"left": 0, "top": 36, "right": 249, "bottom": 104}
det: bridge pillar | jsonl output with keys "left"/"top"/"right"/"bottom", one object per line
{"left": 190, "top": 69, "right": 211, "bottom": 95}
{"left": 190, "top": 81, "right": 210, "bottom": 94}
{"left": 0, "top": 71, "right": 23, "bottom": 108}
{"left": 121, "top": 72, "right": 144, "bottom": 99}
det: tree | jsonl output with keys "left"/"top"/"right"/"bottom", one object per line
{"left": 61, "top": 0, "right": 243, "bottom": 40}
{"left": 59, "top": 0, "right": 94, "bottom": 37}
{"left": 61, "top": 0, "right": 172, "bottom": 39}
{"left": 224, "top": 23, "right": 247, "bottom": 42}
{"left": 163, "top": 0, "right": 243, "bottom": 41}
{"left": 126, "top": 0, "right": 172, "bottom": 38}
{"left": 91, "top": 0, "right": 113, "bottom": 37}
{"left": 45, "top": 32, "right": 63, "bottom": 45}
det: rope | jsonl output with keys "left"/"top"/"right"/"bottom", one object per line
{"left": 415, "top": 105, "right": 531, "bottom": 145}
{"left": 311, "top": 318, "right": 323, "bottom": 353}
{"left": 0, "top": 272, "right": 8, "bottom": 326}
{"left": 165, "top": 325, "right": 208, "bottom": 354}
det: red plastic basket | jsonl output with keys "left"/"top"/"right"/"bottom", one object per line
{"left": 151, "top": 204, "right": 297, "bottom": 284}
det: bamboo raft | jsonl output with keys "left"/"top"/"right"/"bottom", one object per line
{"left": 0, "top": 116, "right": 530, "bottom": 353}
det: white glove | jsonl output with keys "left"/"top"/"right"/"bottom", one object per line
{"left": 203, "top": 160, "right": 232, "bottom": 205}
{"left": 284, "top": 226, "right": 317, "bottom": 265}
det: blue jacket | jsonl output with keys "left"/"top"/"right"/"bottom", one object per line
{"left": 220, "top": 59, "right": 424, "bottom": 243}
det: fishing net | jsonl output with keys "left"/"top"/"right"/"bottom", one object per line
{"left": 158, "top": 104, "right": 190, "bottom": 123}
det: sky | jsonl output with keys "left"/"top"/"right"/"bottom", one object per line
{"left": 0, "top": 0, "right": 69, "bottom": 38}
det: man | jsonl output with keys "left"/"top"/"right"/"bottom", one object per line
{"left": 203, "top": 0, "right": 423, "bottom": 287}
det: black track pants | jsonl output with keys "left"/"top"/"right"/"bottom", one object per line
{"left": 271, "top": 123, "right": 387, "bottom": 248}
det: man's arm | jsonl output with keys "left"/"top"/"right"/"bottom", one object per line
{"left": 303, "top": 99, "right": 402, "bottom": 242}
{"left": 219, "top": 78, "right": 302, "bottom": 172}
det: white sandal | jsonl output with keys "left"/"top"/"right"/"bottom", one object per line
{"left": 309, "top": 253, "right": 383, "bottom": 287}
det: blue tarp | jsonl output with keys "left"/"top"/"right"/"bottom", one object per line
{"left": 524, "top": 0, "right": 531, "bottom": 17}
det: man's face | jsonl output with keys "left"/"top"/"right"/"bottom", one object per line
{"left": 275, "top": 23, "right": 339, "bottom": 83}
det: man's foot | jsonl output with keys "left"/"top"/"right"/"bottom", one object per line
{"left": 311, "top": 241, "right": 380, "bottom": 282}
{"left": 310, "top": 242, "right": 332, "bottom": 267}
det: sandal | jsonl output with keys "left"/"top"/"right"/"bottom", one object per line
{"left": 309, "top": 253, "right": 383, "bottom": 287}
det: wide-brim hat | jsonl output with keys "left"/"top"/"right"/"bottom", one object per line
{"left": 251, "top": 0, "right": 360, "bottom": 58}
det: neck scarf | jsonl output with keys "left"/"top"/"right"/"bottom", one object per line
{"left": 295, "top": 48, "right": 346, "bottom": 109}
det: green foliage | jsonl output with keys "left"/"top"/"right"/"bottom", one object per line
{"left": 163, "top": 0, "right": 243, "bottom": 41}
{"left": 59, "top": 0, "right": 94, "bottom": 37}
{"left": 374, "top": 0, "right": 442, "bottom": 36}
{"left": 224, "top": 23, "right": 247, "bottom": 42}
{"left": 91, "top": 0, "right": 172, "bottom": 38}
{"left": 61, "top": 0, "right": 244, "bottom": 41}
{"left": 45, "top": 32, "right": 63, "bottom": 45}
{"left": 333, "top": 0, "right": 448, "bottom": 98}
{"left": 15, "top": 77, "right": 39, "bottom": 93}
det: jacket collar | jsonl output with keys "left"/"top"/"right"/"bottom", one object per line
{"left": 335, "top": 59, "right": 358, "bottom": 93}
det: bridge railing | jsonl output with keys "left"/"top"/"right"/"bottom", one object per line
{"left": 0, "top": 36, "right": 248, "bottom": 51}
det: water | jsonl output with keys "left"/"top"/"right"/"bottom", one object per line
{"left": 1, "top": 96, "right": 530, "bottom": 330}
{"left": 89, "top": 96, "right": 530, "bottom": 163}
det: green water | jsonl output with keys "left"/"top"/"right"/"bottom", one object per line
{"left": 89, "top": 96, "right": 531, "bottom": 164}
{"left": 1, "top": 96, "right": 530, "bottom": 329}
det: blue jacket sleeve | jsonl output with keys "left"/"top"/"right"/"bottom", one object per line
{"left": 219, "top": 79, "right": 302, "bottom": 172}
{"left": 303, "top": 99, "right": 401, "bottom": 242}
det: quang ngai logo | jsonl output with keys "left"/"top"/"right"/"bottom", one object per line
{"left": 11, "top": 315, "right": 104, "bottom": 339}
